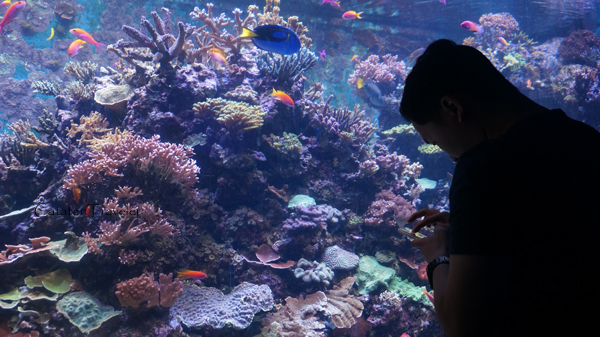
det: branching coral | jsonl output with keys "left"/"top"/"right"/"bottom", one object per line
{"left": 65, "top": 111, "right": 111, "bottom": 146}
{"left": 64, "top": 61, "right": 97, "bottom": 83}
{"left": 110, "top": 8, "right": 192, "bottom": 69}
{"left": 64, "top": 134, "right": 200, "bottom": 190}
{"left": 257, "top": 48, "right": 318, "bottom": 83}
{"left": 348, "top": 54, "right": 407, "bottom": 85}
{"left": 193, "top": 97, "right": 267, "bottom": 134}
{"left": 188, "top": 3, "right": 258, "bottom": 57}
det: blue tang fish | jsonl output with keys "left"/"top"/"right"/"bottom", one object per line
{"left": 241, "top": 25, "right": 301, "bottom": 55}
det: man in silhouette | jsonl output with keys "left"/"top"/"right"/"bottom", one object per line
{"left": 400, "top": 39, "right": 599, "bottom": 336}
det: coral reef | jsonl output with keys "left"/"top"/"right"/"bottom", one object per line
{"left": 56, "top": 292, "right": 121, "bottom": 334}
{"left": 294, "top": 258, "right": 335, "bottom": 286}
{"left": 322, "top": 245, "right": 360, "bottom": 270}
{"left": 170, "top": 283, "right": 274, "bottom": 329}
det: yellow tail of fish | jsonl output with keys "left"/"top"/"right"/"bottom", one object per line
{"left": 357, "top": 78, "right": 365, "bottom": 89}
{"left": 240, "top": 27, "right": 258, "bottom": 38}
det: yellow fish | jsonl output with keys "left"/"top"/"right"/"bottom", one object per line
{"left": 357, "top": 78, "right": 365, "bottom": 89}
{"left": 46, "top": 27, "right": 54, "bottom": 41}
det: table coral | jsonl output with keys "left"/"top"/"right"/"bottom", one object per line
{"left": 170, "top": 282, "right": 274, "bottom": 329}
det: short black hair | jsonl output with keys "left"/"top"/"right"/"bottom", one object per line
{"left": 399, "top": 39, "right": 523, "bottom": 125}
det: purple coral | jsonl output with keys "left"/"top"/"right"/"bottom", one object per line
{"left": 322, "top": 245, "right": 359, "bottom": 270}
{"left": 364, "top": 189, "right": 416, "bottom": 227}
{"left": 559, "top": 30, "right": 600, "bottom": 66}
{"left": 282, "top": 204, "right": 343, "bottom": 231}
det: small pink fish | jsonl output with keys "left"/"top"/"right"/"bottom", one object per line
{"left": 321, "top": 0, "right": 340, "bottom": 6}
{"left": 319, "top": 49, "right": 326, "bottom": 60}
{"left": 67, "top": 39, "right": 87, "bottom": 57}
{"left": 460, "top": 21, "right": 483, "bottom": 34}
{"left": 498, "top": 36, "right": 509, "bottom": 46}
{"left": 342, "top": 11, "right": 363, "bottom": 20}
{"left": 439, "top": 0, "right": 446, "bottom": 4}
{"left": 70, "top": 28, "right": 106, "bottom": 53}
{"left": 1, "top": 0, "right": 12, "bottom": 7}
{"left": 0, "top": 1, "right": 26, "bottom": 34}
{"left": 400, "top": 332, "right": 411, "bottom": 337}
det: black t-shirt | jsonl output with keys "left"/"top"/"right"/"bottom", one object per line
{"left": 449, "top": 109, "right": 600, "bottom": 335}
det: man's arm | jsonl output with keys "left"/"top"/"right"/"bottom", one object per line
{"left": 433, "top": 255, "right": 512, "bottom": 337}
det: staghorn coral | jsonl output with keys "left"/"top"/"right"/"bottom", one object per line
{"left": 348, "top": 54, "right": 407, "bottom": 85}
{"left": 189, "top": 3, "right": 258, "bottom": 56}
{"left": 65, "top": 111, "right": 111, "bottom": 146}
{"left": 193, "top": 97, "right": 267, "bottom": 134}
{"left": 322, "top": 245, "right": 359, "bottom": 270}
{"left": 170, "top": 283, "right": 274, "bottom": 329}
{"left": 110, "top": 8, "right": 192, "bottom": 69}
{"left": 65, "top": 80, "right": 97, "bottom": 102}
{"left": 64, "top": 61, "right": 98, "bottom": 83}
{"left": 30, "top": 80, "right": 61, "bottom": 96}
{"left": 257, "top": 48, "right": 318, "bottom": 83}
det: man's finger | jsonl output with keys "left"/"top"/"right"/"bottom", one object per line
{"left": 407, "top": 208, "right": 439, "bottom": 223}
{"left": 412, "top": 212, "right": 449, "bottom": 232}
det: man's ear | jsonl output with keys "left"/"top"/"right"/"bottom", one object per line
{"left": 440, "top": 96, "right": 464, "bottom": 122}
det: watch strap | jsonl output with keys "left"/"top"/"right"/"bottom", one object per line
{"left": 426, "top": 256, "right": 450, "bottom": 290}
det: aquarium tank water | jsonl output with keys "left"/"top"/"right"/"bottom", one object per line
{"left": 0, "top": 0, "right": 597, "bottom": 336}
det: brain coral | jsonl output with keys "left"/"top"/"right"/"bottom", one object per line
{"left": 322, "top": 245, "right": 360, "bottom": 270}
{"left": 170, "top": 283, "right": 273, "bottom": 329}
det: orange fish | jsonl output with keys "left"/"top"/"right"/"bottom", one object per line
{"left": 70, "top": 28, "right": 106, "bottom": 53}
{"left": 422, "top": 288, "right": 434, "bottom": 303}
{"left": 526, "top": 79, "right": 534, "bottom": 90}
{"left": 177, "top": 270, "right": 207, "bottom": 280}
{"left": 271, "top": 88, "right": 294, "bottom": 107}
{"left": 350, "top": 55, "right": 359, "bottom": 62}
{"left": 0, "top": 1, "right": 26, "bottom": 34}
{"left": 85, "top": 205, "right": 92, "bottom": 217}
{"left": 342, "top": 11, "right": 363, "bottom": 20}
{"left": 72, "top": 187, "right": 81, "bottom": 203}
{"left": 68, "top": 39, "right": 87, "bottom": 57}
{"left": 209, "top": 48, "right": 228, "bottom": 65}
{"left": 400, "top": 333, "right": 411, "bottom": 337}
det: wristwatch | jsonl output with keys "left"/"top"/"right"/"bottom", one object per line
{"left": 426, "top": 256, "right": 450, "bottom": 290}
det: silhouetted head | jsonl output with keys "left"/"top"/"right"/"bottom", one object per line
{"left": 400, "top": 39, "right": 523, "bottom": 125}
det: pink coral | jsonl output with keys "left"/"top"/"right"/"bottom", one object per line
{"left": 115, "top": 273, "right": 183, "bottom": 308}
{"left": 64, "top": 135, "right": 200, "bottom": 190}
{"left": 241, "top": 244, "right": 295, "bottom": 269}
{"left": 364, "top": 189, "right": 416, "bottom": 227}
{"left": 348, "top": 54, "right": 407, "bottom": 85}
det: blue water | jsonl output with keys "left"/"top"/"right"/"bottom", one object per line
{"left": 0, "top": 1, "right": 599, "bottom": 336}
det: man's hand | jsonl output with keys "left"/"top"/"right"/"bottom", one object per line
{"left": 408, "top": 209, "right": 450, "bottom": 262}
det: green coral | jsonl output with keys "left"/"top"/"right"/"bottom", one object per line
{"left": 355, "top": 256, "right": 396, "bottom": 295}
{"left": 381, "top": 124, "right": 417, "bottom": 137}
{"left": 49, "top": 232, "right": 88, "bottom": 262}
{"left": 56, "top": 292, "right": 121, "bottom": 334}
{"left": 193, "top": 98, "right": 267, "bottom": 134}
{"left": 388, "top": 277, "right": 430, "bottom": 306}
{"left": 264, "top": 132, "right": 303, "bottom": 157}
{"left": 503, "top": 52, "right": 526, "bottom": 72}
{"left": 24, "top": 268, "right": 72, "bottom": 294}
{"left": 418, "top": 143, "right": 443, "bottom": 154}
{"left": 287, "top": 194, "right": 316, "bottom": 209}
